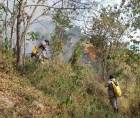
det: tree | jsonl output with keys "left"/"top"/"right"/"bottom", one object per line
{"left": 120, "top": 0, "right": 140, "bottom": 29}
{"left": 7, "top": 0, "right": 92, "bottom": 67}
{"left": 0, "top": 2, "right": 10, "bottom": 49}
{"left": 89, "top": 7, "right": 126, "bottom": 79}
{"left": 51, "top": 9, "right": 71, "bottom": 57}
{"left": 16, "top": 0, "right": 23, "bottom": 67}
{"left": 0, "top": 0, "right": 91, "bottom": 68}
{"left": 131, "top": 0, "right": 140, "bottom": 29}
{"left": 51, "top": 0, "right": 94, "bottom": 58}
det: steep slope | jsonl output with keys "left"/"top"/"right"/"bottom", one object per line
{"left": 0, "top": 71, "right": 66, "bottom": 118}
{"left": 0, "top": 53, "right": 65, "bottom": 118}
{"left": 0, "top": 51, "right": 138, "bottom": 118}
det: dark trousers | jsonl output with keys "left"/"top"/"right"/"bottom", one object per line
{"left": 109, "top": 96, "right": 118, "bottom": 112}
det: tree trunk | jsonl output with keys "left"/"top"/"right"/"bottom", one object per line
{"left": 0, "top": 28, "right": 3, "bottom": 48}
{"left": 16, "top": 0, "right": 23, "bottom": 68}
{"left": 10, "top": 0, "right": 16, "bottom": 48}
{"left": 3, "top": 0, "right": 9, "bottom": 50}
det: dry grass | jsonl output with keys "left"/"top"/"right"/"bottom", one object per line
{"left": 0, "top": 51, "right": 139, "bottom": 118}
{"left": 0, "top": 71, "right": 63, "bottom": 117}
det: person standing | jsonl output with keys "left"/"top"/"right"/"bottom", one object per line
{"left": 43, "top": 40, "right": 52, "bottom": 59}
{"left": 105, "top": 75, "right": 119, "bottom": 112}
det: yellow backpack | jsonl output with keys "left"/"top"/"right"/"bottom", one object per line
{"left": 112, "top": 79, "right": 122, "bottom": 97}
{"left": 32, "top": 46, "right": 38, "bottom": 54}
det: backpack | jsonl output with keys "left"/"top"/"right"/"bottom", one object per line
{"left": 111, "top": 79, "right": 122, "bottom": 97}
{"left": 32, "top": 46, "right": 38, "bottom": 54}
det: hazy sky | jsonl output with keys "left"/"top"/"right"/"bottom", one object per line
{"left": 2, "top": 0, "right": 140, "bottom": 42}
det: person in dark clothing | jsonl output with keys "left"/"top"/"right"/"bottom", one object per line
{"left": 105, "top": 75, "right": 119, "bottom": 113}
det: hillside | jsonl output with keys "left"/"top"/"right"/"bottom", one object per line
{"left": 0, "top": 0, "right": 140, "bottom": 117}
{"left": 0, "top": 51, "right": 139, "bottom": 118}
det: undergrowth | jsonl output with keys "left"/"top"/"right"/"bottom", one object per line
{"left": 24, "top": 59, "right": 131, "bottom": 118}
{"left": 0, "top": 50, "right": 139, "bottom": 118}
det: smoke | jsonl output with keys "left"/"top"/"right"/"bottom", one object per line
{"left": 24, "top": 18, "right": 56, "bottom": 55}
{"left": 62, "top": 26, "right": 81, "bottom": 63}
